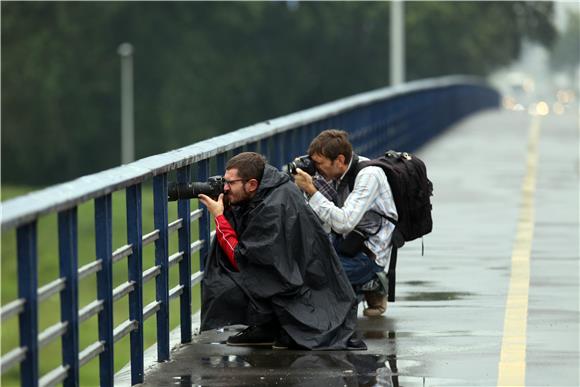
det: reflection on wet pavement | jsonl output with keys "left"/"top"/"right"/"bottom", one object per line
{"left": 362, "top": 330, "right": 398, "bottom": 340}
{"left": 207, "top": 340, "right": 228, "bottom": 345}
{"left": 401, "top": 280, "right": 435, "bottom": 286}
{"left": 400, "top": 291, "right": 472, "bottom": 301}
{"left": 172, "top": 353, "right": 403, "bottom": 387}
{"left": 201, "top": 355, "right": 253, "bottom": 368}
{"left": 487, "top": 266, "right": 509, "bottom": 271}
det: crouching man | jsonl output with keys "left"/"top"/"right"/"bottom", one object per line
{"left": 294, "top": 130, "right": 398, "bottom": 317}
{"left": 199, "top": 152, "right": 364, "bottom": 350}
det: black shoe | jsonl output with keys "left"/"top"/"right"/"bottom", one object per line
{"left": 226, "top": 325, "right": 277, "bottom": 347}
{"left": 272, "top": 330, "right": 302, "bottom": 350}
{"left": 347, "top": 335, "right": 368, "bottom": 350}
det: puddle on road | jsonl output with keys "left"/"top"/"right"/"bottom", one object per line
{"left": 488, "top": 266, "right": 509, "bottom": 271}
{"left": 400, "top": 291, "right": 472, "bottom": 301}
{"left": 362, "top": 330, "right": 398, "bottom": 340}
{"left": 361, "top": 330, "right": 472, "bottom": 339}
{"left": 172, "top": 375, "right": 193, "bottom": 385}
{"left": 207, "top": 340, "right": 227, "bottom": 345}
{"left": 401, "top": 280, "right": 435, "bottom": 286}
{"left": 200, "top": 355, "right": 253, "bottom": 368}
{"left": 197, "top": 353, "right": 399, "bottom": 370}
{"left": 171, "top": 353, "right": 418, "bottom": 386}
{"left": 216, "top": 326, "right": 242, "bottom": 333}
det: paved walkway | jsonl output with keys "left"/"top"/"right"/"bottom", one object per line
{"left": 116, "top": 108, "right": 579, "bottom": 386}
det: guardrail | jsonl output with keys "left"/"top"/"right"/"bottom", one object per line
{"left": 0, "top": 75, "right": 499, "bottom": 387}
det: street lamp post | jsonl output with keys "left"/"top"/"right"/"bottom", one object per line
{"left": 390, "top": 1, "right": 405, "bottom": 86}
{"left": 118, "top": 43, "right": 134, "bottom": 164}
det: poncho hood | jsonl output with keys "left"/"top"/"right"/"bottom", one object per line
{"left": 256, "top": 164, "right": 290, "bottom": 194}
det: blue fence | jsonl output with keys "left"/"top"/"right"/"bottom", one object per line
{"left": 0, "top": 76, "right": 499, "bottom": 387}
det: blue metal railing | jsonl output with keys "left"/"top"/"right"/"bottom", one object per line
{"left": 0, "top": 76, "right": 499, "bottom": 387}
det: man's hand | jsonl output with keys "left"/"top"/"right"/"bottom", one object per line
{"left": 293, "top": 168, "right": 318, "bottom": 197}
{"left": 198, "top": 193, "right": 225, "bottom": 217}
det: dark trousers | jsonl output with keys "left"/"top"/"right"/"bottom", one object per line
{"left": 331, "top": 235, "right": 383, "bottom": 286}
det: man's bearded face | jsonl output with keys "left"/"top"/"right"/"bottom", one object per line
{"left": 223, "top": 168, "right": 251, "bottom": 205}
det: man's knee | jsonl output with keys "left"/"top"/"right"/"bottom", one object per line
{"left": 338, "top": 253, "right": 377, "bottom": 285}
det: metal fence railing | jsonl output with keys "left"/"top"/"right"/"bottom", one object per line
{"left": 0, "top": 76, "right": 499, "bottom": 387}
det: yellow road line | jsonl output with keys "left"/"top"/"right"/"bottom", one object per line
{"left": 497, "top": 116, "right": 541, "bottom": 386}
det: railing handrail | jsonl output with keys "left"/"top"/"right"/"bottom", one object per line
{"left": 1, "top": 75, "right": 488, "bottom": 231}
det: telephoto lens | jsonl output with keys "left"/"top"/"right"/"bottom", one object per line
{"left": 167, "top": 176, "right": 225, "bottom": 201}
{"left": 167, "top": 182, "right": 193, "bottom": 201}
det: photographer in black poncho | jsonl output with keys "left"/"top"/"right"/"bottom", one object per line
{"left": 198, "top": 152, "right": 364, "bottom": 350}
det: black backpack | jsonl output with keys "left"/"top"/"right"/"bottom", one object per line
{"left": 357, "top": 150, "right": 433, "bottom": 250}
{"left": 354, "top": 150, "right": 433, "bottom": 302}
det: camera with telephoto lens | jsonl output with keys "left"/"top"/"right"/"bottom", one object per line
{"left": 167, "top": 176, "right": 225, "bottom": 201}
{"left": 285, "top": 155, "right": 317, "bottom": 176}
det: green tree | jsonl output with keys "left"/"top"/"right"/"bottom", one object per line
{"left": 406, "top": 1, "right": 556, "bottom": 79}
{"left": 2, "top": 2, "right": 125, "bottom": 184}
{"left": 1, "top": 2, "right": 556, "bottom": 186}
{"left": 550, "top": 11, "right": 580, "bottom": 77}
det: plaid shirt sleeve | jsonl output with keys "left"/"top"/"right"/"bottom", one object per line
{"left": 312, "top": 174, "right": 338, "bottom": 204}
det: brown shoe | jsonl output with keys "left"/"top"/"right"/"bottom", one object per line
{"left": 363, "top": 291, "right": 387, "bottom": 317}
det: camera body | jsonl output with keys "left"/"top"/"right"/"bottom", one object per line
{"left": 286, "top": 155, "right": 317, "bottom": 176}
{"left": 168, "top": 175, "right": 225, "bottom": 201}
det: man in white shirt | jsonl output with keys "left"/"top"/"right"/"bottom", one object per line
{"left": 294, "top": 129, "right": 398, "bottom": 317}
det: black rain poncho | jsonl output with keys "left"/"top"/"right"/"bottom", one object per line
{"left": 201, "top": 165, "right": 359, "bottom": 349}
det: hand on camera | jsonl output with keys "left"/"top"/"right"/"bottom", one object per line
{"left": 294, "top": 168, "right": 317, "bottom": 197}
{"left": 198, "top": 193, "right": 225, "bottom": 218}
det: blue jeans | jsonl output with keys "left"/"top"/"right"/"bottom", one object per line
{"left": 331, "top": 235, "right": 383, "bottom": 286}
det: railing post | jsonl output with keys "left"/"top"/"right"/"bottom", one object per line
{"left": 259, "top": 138, "right": 269, "bottom": 160}
{"left": 197, "top": 159, "right": 210, "bottom": 272}
{"left": 17, "top": 222, "right": 38, "bottom": 387}
{"left": 285, "top": 130, "right": 294, "bottom": 164}
{"left": 176, "top": 167, "right": 192, "bottom": 343}
{"left": 153, "top": 174, "right": 170, "bottom": 361}
{"left": 273, "top": 133, "right": 283, "bottom": 169}
{"left": 95, "top": 195, "right": 114, "bottom": 387}
{"left": 246, "top": 142, "right": 257, "bottom": 152}
{"left": 216, "top": 154, "right": 226, "bottom": 176}
{"left": 299, "top": 127, "right": 309, "bottom": 156}
{"left": 126, "top": 184, "right": 144, "bottom": 384}
{"left": 58, "top": 208, "right": 80, "bottom": 387}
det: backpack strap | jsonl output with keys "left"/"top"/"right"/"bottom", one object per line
{"left": 349, "top": 156, "right": 405, "bottom": 248}
{"left": 384, "top": 215, "right": 398, "bottom": 226}
{"left": 387, "top": 245, "right": 398, "bottom": 302}
{"left": 342, "top": 154, "right": 360, "bottom": 192}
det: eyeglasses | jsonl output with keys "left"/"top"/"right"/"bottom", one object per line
{"left": 223, "top": 178, "right": 245, "bottom": 186}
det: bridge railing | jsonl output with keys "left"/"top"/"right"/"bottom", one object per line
{"left": 0, "top": 76, "right": 499, "bottom": 387}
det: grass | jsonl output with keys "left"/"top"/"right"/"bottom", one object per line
{"left": 1, "top": 184, "right": 205, "bottom": 386}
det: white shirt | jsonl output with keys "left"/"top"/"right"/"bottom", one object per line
{"left": 308, "top": 165, "right": 398, "bottom": 268}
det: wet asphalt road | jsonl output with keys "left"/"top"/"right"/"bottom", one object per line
{"left": 116, "top": 109, "right": 579, "bottom": 386}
